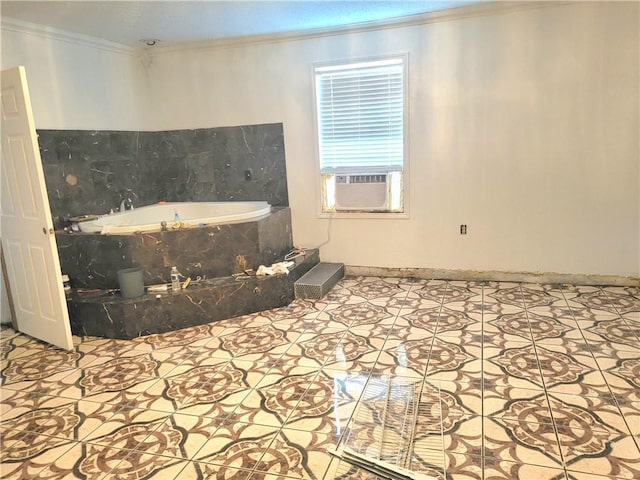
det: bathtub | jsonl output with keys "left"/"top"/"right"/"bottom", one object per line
{"left": 78, "top": 201, "right": 272, "bottom": 234}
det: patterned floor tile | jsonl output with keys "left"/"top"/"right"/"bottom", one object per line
{"left": 618, "top": 402, "right": 640, "bottom": 437}
{"left": 370, "top": 351, "right": 426, "bottom": 379}
{"left": 345, "top": 278, "right": 410, "bottom": 302}
{"left": 76, "top": 338, "right": 153, "bottom": 364}
{"left": 145, "top": 413, "right": 220, "bottom": 459}
{"left": 562, "top": 434, "right": 640, "bottom": 479}
{"left": 429, "top": 380, "right": 482, "bottom": 420}
{"left": 547, "top": 391, "right": 632, "bottom": 436}
{"left": 347, "top": 326, "right": 389, "bottom": 350}
{"left": 1, "top": 278, "right": 639, "bottom": 480}
{"left": 485, "top": 311, "right": 539, "bottom": 343}
{"left": 78, "top": 373, "right": 162, "bottom": 406}
{"left": 425, "top": 341, "right": 482, "bottom": 383}
{"left": 283, "top": 399, "right": 357, "bottom": 438}
{"left": 283, "top": 390, "right": 356, "bottom": 435}
{"left": 1, "top": 440, "right": 77, "bottom": 480}
{"left": 0, "top": 334, "right": 52, "bottom": 362}
{"left": 133, "top": 323, "right": 224, "bottom": 353}
{"left": 485, "top": 286, "right": 526, "bottom": 308}
{"left": 482, "top": 458, "right": 567, "bottom": 480}
{"left": 326, "top": 302, "right": 397, "bottom": 329}
{"left": 384, "top": 338, "right": 432, "bottom": 374}
{"left": 296, "top": 311, "right": 350, "bottom": 334}
{"left": 483, "top": 416, "right": 564, "bottom": 469}
{"left": 267, "top": 429, "right": 338, "bottom": 479}
{"left": 26, "top": 441, "right": 189, "bottom": 479}
{"left": 567, "top": 299, "right": 630, "bottom": 321}
{"left": 622, "top": 312, "right": 640, "bottom": 327}
{"left": 177, "top": 387, "right": 251, "bottom": 420}
{"left": 257, "top": 370, "right": 333, "bottom": 426}
{"left": 82, "top": 407, "right": 169, "bottom": 446}
{"left": 441, "top": 415, "right": 484, "bottom": 459}
{"left": 80, "top": 445, "right": 185, "bottom": 479}
{"left": 231, "top": 389, "right": 292, "bottom": 427}
{"left": 0, "top": 389, "right": 75, "bottom": 421}
{"left": 583, "top": 319, "right": 640, "bottom": 351}
{"left": 1, "top": 348, "right": 81, "bottom": 387}
{"left": 1, "top": 420, "right": 76, "bottom": 465}
{"left": 567, "top": 472, "right": 636, "bottom": 480}
{"left": 194, "top": 424, "right": 279, "bottom": 469}
{"left": 102, "top": 454, "right": 190, "bottom": 479}
{"left": 174, "top": 461, "right": 253, "bottom": 479}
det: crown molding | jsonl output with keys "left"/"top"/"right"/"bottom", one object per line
{"left": 1, "top": 1, "right": 570, "bottom": 57}
{"left": 1, "top": 17, "right": 136, "bottom": 56}
{"left": 152, "top": 1, "right": 569, "bottom": 55}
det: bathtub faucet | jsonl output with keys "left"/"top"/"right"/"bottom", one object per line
{"left": 120, "top": 198, "right": 134, "bottom": 212}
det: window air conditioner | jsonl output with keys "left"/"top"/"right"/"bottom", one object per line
{"left": 334, "top": 174, "right": 389, "bottom": 211}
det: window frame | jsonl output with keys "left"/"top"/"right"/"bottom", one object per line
{"left": 312, "top": 53, "right": 410, "bottom": 218}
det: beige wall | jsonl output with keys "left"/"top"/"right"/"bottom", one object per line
{"left": 1, "top": 22, "right": 145, "bottom": 130}
{"left": 1, "top": 23, "right": 147, "bottom": 322}
{"left": 2, "top": 1, "right": 638, "bottom": 278}
{"left": 145, "top": 2, "right": 639, "bottom": 277}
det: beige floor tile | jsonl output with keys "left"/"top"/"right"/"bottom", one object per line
{"left": 83, "top": 407, "right": 169, "bottom": 446}
{"left": 1, "top": 278, "right": 638, "bottom": 480}
{"left": 269, "top": 429, "right": 338, "bottom": 478}
{"left": 483, "top": 416, "right": 563, "bottom": 469}
{"left": 548, "top": 392, "right": 632, "bottom": 436}
{"left": 563, "top": 435, "right": 640, "bottom": 479}
{"left": 194, "top": 426, "right": 278, "bottom": 468}
{"left": 482, "top": 458, "right": 567, "bottom": 480}
{"left": 0, "top": 389, "right": 75, "bottom": 421}
{"left": 0, "top": 440, "right": 77, "bottom": 479}
{"left": 175, "top": 461, "right": 253, "bottom": 479}
{"left": 176, "top": 388, "right": 251, "bottom": 419}
{"left": 148, "top": 413, "right": 220, "bottom": 459}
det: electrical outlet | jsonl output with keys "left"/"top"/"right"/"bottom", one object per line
{"left": 460, "top": 225, "right": 467, "bottom": 235}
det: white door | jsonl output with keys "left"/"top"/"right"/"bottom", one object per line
{"left": 1, "top": 66, "right": 73, "bottom": 350}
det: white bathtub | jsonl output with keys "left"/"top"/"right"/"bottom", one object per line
{"left": 78, "top": 201, "right": 272, "bottom": 234}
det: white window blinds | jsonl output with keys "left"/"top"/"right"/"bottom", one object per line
{"left": 315, "top": 57, "right": 404, "bottom": 173}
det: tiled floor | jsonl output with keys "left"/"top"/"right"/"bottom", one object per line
{"left": 1, "top": 277, "right": 639, "bottom": 479}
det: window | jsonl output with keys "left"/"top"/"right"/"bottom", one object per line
{"left": 314, "top": 56, "right": 406, "bottom": 213}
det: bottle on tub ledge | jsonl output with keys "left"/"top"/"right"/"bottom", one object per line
{"left": 170, "top": 266, "right": 181, "bottom": 293}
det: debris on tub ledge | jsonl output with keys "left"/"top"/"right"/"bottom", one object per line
{"left": 147, "top": 284, "right": 169, "bottom": 293}
{"left": 256, "top": 261, "right": 295, "bottom": 276}
{"left": 65, "top": 249, "right": 321, "bottom": 339}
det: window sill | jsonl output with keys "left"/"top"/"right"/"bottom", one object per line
{"left": 317, "top": 211, "right": 410, "bottom": 220}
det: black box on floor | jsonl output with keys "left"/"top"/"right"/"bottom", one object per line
{"left": 294, "top": 262, "right": 345, "bottom": 300}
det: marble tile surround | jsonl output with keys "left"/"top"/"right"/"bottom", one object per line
{"left": 56, "top": 207, "right": 293, "bottom": 289}
{"left": 38, "top": 123, "right": 289, "bottom": 228}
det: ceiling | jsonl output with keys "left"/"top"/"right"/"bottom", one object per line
{"left": 1, "top": 0, "right": 479, "bottom": 47}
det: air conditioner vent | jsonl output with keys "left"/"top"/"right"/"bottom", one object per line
{"left": 335, "top": 173, "right": 389, "bottom": 211}
{"left": 335, "top": 174, "right": 387, "bottom": 184}
{"left": 349, "top": 174, "right": 387, "bottom": 184}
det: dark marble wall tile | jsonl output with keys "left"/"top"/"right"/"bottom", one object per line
{"left": 39, "top": 123, "right": 289, "bottom": 228}
{"left": 132, "top": 222, "right": 262, "bottom": 286}
{"left": 258, "top": 207, "right": 294, "bottom": 265}
{"left": 56, "top": 234, "right": 137, "bottom": 289}
{"left": 39, "top": 130, "right": 139, "bottom": 225}
{"left": 212, "top": 124, "right": 289, "bottom": 206}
